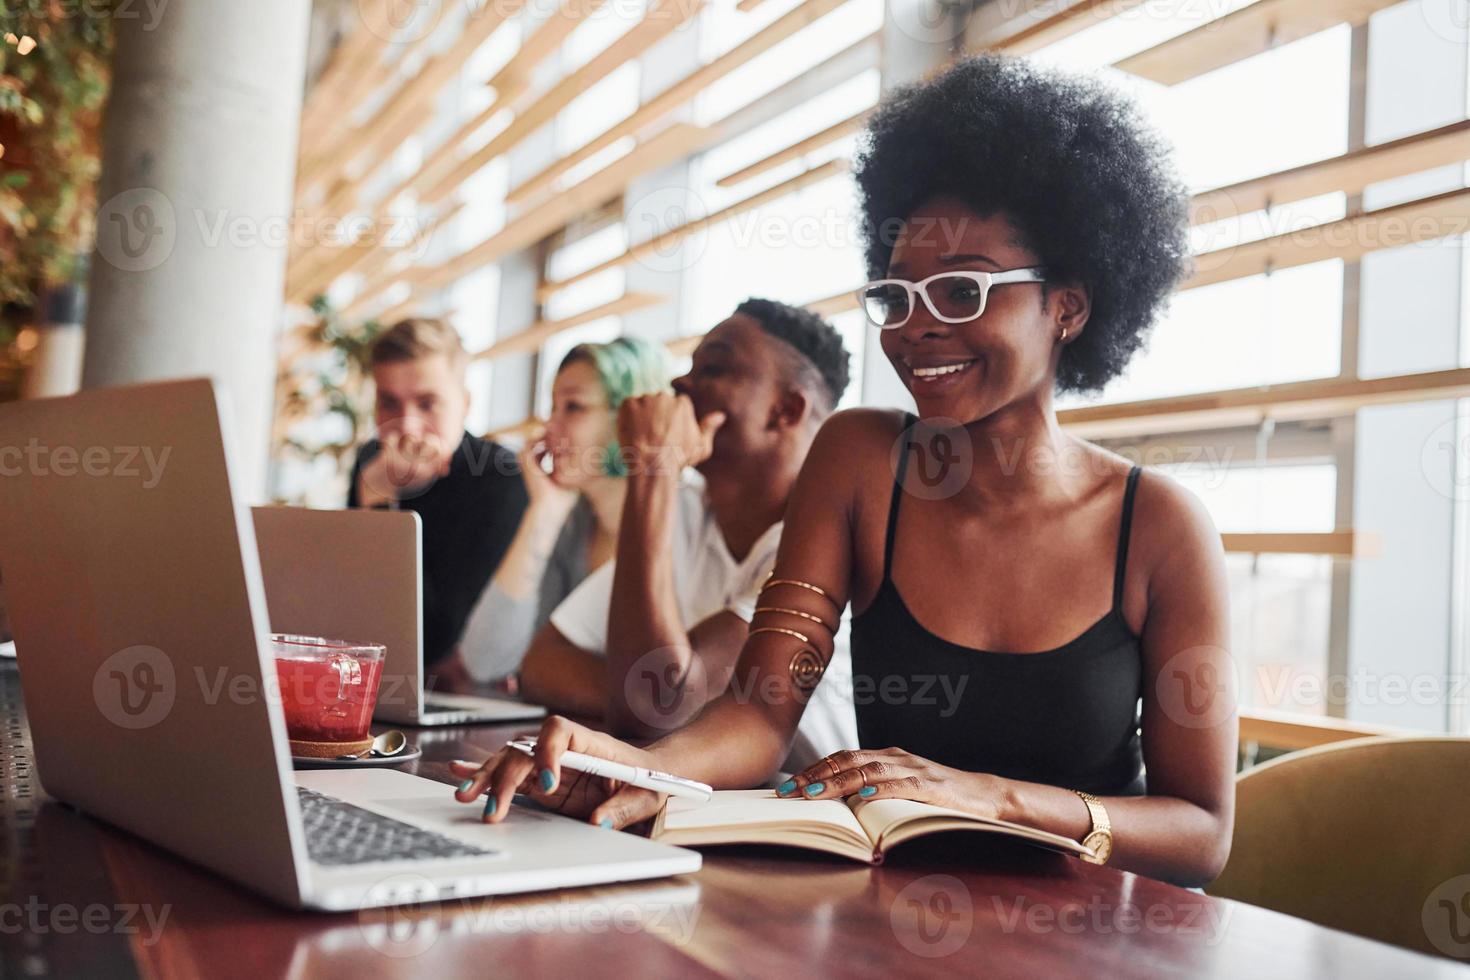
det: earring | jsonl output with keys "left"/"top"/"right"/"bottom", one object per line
{"left": 1059, "top": 327, "right": 1069, "bottom": 342}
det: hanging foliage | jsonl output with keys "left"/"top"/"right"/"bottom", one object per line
{"left": 272, "top": 294, "right": 384, "bottom": 503}
{"left": 0, "top": 2, "right": 115, "bottom": 346}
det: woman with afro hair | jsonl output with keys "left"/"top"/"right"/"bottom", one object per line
{"left": 458, "top": 55, "right": 1235, "bottom": 888}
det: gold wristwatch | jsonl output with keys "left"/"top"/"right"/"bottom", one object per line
{"left": 1075, "top": 791, "right": 1112, "bottom": 865}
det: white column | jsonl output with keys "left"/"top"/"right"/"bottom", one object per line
{"left": 82, "top": 0, "right": 311, "bottom": 500}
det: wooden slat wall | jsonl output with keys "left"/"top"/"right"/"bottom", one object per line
{"left": 471, "top": 292, "right": 668, "bottom": 361}
{"left": 294, "top": 0, "right": 1470, "bottom": 322}
{"left": 1191, "top": 118, "right": 1470, "bottom": 222}
{"left": 296, "top": 0, "right": 707, "bottom": 311}
{"left": 505, "top": 0, "right": 854, "bottom": 206}
{"left": 1056, "top": 366, "right": 1470, "bottom": 439}
{"left": 1115, "top": 0, "right": 1403, "bottom": 86}
{"left": 299, "top": 3, "right": 522, "bottom": 198}
{"left": 1186, "top": 186, "right": 1470, "bottom": 291}
{"left": 715, "top": 108, "right": 870, "bottom": 188}
{"left": 965, "top": 0, "right": 1153, "bottom": 56}
{"left": 420, "top": 0, "right": 704, "bottom": 205}
{"left": 361, "top": 122, "right": 713, "bottom": 320}
{"left": 537, "top": 158, "right": 849, "bottom": 300}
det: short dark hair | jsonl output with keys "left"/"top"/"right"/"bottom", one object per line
{"left": 735, "top": 297, "right": 851, "bottom": 415}
{"left": 854, "top": 55, "right": 1191, "bottom": 393}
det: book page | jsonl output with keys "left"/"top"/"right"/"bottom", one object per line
{"left": 661, "top": 790, "right": 870, "bottom": 844}
{"left": 850, "top": 797, "right": 1092, "bottom": 857}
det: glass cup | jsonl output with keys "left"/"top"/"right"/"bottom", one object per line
{"left": 271, "top": 634, "right": 385, "bottom": 745}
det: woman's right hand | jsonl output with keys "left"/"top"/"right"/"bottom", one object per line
{"left": 518, "top": 438, "right": 578, "bottom": 516}
{"left": 451, "top": 716, "right": 667, "bottom": 830}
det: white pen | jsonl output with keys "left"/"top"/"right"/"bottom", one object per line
{"left": 506, "top": 737, "right": 713, "bottom": 802}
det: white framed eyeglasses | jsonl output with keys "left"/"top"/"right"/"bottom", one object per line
{"left": 857, "top": 268, "right": 1047, "bottom": 329}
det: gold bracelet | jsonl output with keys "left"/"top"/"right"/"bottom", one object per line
{"left": 753, "top": 606, "right": 837, "bottom": 634}
{"left": 762, "top": 577, "right": 841, "bottom": 609}
{"left": 748, "top": 627, "right": 827, "bottom": 694}
{"left": 748, "top": 625, "right": 811, "bottom": 644}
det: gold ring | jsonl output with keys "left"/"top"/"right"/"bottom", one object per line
{"left": 826, "top": 758, "right": 841, "bottom": 780}
{"left": 859, "top": 768, "right": 869, "bottom": 788}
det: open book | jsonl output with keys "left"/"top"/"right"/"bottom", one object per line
{"left": 652, "top": 789, "right": 1096, "bottom": 865}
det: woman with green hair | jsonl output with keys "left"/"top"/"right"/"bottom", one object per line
{"left": 460, "top": 336, "right": 672, "bottom": 681}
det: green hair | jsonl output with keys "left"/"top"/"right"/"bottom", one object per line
{"left": 559, "top": 336, "right": 673, "bottom": 477}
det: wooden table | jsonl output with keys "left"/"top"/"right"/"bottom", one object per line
{"left": 0, "top": 666, "right": 1463, "bottom": 979}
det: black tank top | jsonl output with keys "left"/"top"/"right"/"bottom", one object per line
{"left": 849, "top": 420, "right": 1146, "bottom": 796}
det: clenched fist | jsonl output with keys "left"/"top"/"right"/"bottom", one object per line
{"left": 616, "top": 393, "right": 725, "bottom": 476}
{"left": 356, "top": 430, "right": 454, "bottom": 507}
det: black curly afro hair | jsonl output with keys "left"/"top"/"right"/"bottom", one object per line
{"left": 854, "top": 55, "right": 1191, "bottom": 393}
{"left": 735, "top": 297, "right": 851, "bottom": 415}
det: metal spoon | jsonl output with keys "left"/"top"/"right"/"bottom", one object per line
{"left": 369, "top": 730, "right": 408, "bottom": 757}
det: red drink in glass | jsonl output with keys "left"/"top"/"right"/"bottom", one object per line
{"left": 271, "top": 635, "right": 385, "bottom": 743}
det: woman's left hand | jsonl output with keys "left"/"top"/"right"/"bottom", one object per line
{"left": 777, "top": 747, "right": 1003, "bottom": 818}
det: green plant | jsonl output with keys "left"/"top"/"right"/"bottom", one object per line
{"left": 272, "top": 294, "right": 383, "bottom": 503}
{"left": 0, "top": 2, "right": 114, "bottom": 345}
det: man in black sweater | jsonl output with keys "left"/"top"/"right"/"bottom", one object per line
{"left": 347, "top": 317, "right": 527, "bottom": 688}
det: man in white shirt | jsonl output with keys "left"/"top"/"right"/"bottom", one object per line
{"left": 519, "top": 299, "right": 855, "bottom": 766}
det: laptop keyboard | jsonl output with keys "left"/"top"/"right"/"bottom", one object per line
{"left": 297, "top": 786, "right": 495, "bottom": 867}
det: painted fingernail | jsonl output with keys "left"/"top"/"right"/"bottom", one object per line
{"left": 858, "top": 786, "right": 877, "bottom": 798}
{"left": 776, "top": 779, "right": 796, "bottom": 796}
{"left": 539, "top": 769, "right": 556, "bottom": 792}
{"left": 458, "top": 779, "right": 475, "bottom": 794}
{"left": 804, "top": 782, "right": 825, "bottom": 796}
{"left": 482, "top": 796, "right": 497, "bottom": 819}
{"left": 599, "top": 817, "right": 613, "bottom": 829}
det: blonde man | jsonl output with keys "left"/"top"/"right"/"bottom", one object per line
{"left": 348, "top": 318, "right": 527, "bottom": 683}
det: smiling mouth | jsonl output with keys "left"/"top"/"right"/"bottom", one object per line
{"left": 905, "top": 358, "right": 977, "bottom": 381}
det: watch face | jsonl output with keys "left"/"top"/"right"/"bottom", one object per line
{"left": 1084, "top": 831, "right": 1112, "bottom": 864}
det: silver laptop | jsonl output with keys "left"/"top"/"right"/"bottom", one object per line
{"left": 251, "top": 506, "right": 547, "bottom": 726}
{"left": 0, "top": 378, "right": 700, "bottom": 910}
